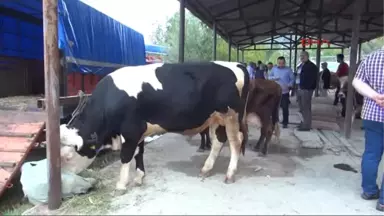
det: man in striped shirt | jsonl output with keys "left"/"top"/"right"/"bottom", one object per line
{"left": 352, "top": 49, "right": 384, "bottom": 212}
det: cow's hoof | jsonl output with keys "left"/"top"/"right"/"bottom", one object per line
{"left": 258, "top": 152, "right": 267, "bottom": 157}
{"left": 224, "top": 176, "right": 235, "bottom": 184}
{"left": 133, "top": 177, "right": 144, "bottom": 186}
{"left": 113, "top": 189, "right": 126, "bottom": 197}
{"left": 252, "top": 145, "right": 260, "bottom": 152}
{"left": 197, "top": 148, "right": 205, "bottom": 152}
{"left": 199, "top": 170, "right": 211, "bottom": 178}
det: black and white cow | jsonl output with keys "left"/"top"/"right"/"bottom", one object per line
{"left": 60, "top": 61, "right": 250, "bottom": 195}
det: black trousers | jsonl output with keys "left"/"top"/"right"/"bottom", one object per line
{"left": 280, "top": 93, "right": 290, "bottom": 125}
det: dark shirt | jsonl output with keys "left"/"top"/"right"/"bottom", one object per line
{"left": 299, "top": 60, "right": 318, "bottom": 90}
{"left": 254, "top": 67, "right": 265, "bottom": 79}
{"left": 321, "top": 68, "right": 331, "bottom": 89}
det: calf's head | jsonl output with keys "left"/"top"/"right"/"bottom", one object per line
{"left": 60, "top": 124, "right": 97, "bottom": 173}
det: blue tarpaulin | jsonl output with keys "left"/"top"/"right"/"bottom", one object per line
{"left": 0, "top": 0, "right": 146, "bottom": 76}
{"left": 145, "top": 44, "right": 168, "bottom": 55}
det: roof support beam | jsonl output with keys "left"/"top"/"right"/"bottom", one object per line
{"left": 214, "top": 0, "right": 269, "bottom": 18}
{"left": 217, "top": 12, "right": 383, "bottom": 21}
{"left": 243, "top": 47, "right": 344, "bottom": 51}
{"left": 344, "top": 0, "right": 364, "bottom": 138}
{"left": 314, "top": 0, "right": 324, "bottom": 97}
{"left": 228, "top": 6, "right": 300, "bottom": 34}
{"left": 231, "top": 29, "right": 382, "bottom": 37}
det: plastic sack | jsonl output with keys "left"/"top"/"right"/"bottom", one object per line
{"left": 20, "top": 159, "right": 97, "bottom": 205}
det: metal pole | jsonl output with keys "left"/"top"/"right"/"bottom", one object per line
{"left": 358, "top": 41, "right": 362, "bottom": 62}
{"left": 341, "top": 48, "right": 345, "bottom": 55}
{"left": 315, "top": 0, "right": 323, "bottom": 97}
{"left": 236, "top": 46, "right": 240, "bottom": 62}
{"left": 178, "top": 0, "right": 185, "bottom": 63}
{"left": 43, "top": 0, "right": 62, "bottom": 210}
{"left": 344, "top": 0, "right": 363, "bottom": 138}
{"left": 292, "top": 31, "right": 298, "bottom": 97}
{"left": 241, "top": 50, "right": 245, "bottom": 62}
{"left": 228, "top": 37, "right": 231, "bottom": 62}
{"left": 289, "top": 34, "right": 292, "bottom": 68}
{"left": 212, "top": 22, "right": 217, "bottom": 61}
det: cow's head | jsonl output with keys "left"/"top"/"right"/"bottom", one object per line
{"left": 60, "top": 124, "right": 96, "bottom": 173}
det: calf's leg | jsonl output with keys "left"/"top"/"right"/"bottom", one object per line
{"left": 260, "top": 123, "right": 273, "bottom": 156}
{"left": 253, "top": 131, "right": 265, "bottom": 151}
{"left": 197, "top": 131, "right": 206, "bottom": 152}
{"left": 205, "top": 130, "right": 212, "bottom": 150}
{"left": 200, "top": 124, "right": 226, "bottom": 177}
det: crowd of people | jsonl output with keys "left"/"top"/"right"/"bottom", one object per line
{"left": 246, "top": 51, "right": 318, "bottom": 131}
{"left": 246, "top": 48, "right": 384, "bottom": 212}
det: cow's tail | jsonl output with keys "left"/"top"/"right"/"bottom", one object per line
{"left": 272, "top": 91, "right": 282, "bottom": 140}
{"left": 240, "top": 92, "right": 250, "bottom": 156}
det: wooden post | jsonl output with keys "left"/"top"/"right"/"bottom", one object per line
{"left": 314, "top": 0, "right": 323, "bottom": 97}
{"left": 43, "top": 0, "right": 62, "bottom": 210}
{"left": 178, "top": 0, "right": 185, "bottom": 63}
{"left": 241, "top": 50, "right": 244, "bottom": 62}
{"left": 236, "top": 46, "right": 240, "bottom": 62}
{"left": 344, "top": 0, "right": 363, "bottom": 138}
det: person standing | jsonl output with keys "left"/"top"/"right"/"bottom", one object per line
{"left": 352, "top": 49, "right": 384, "bottom": 212}
{"left": 334, "top": 53, "right": 350, "bottom": 105}
{"left": 254, "top": 61, "right": 266, "bottom": 79}
{"left": 297, "top": 51, "right": 318, "bottom": 131}
{"left": 321, "top": 62, "right": 331, "bottom": 96}
{"left": 247, "top": 61, "right": 256, "bottom": 80}
{"left": 269, "top": 56, "right": 295, "bottom": 128}
{"left": 265, "top": 62, "right": 274, "bottom": 79}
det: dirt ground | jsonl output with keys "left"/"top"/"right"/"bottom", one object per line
{"left": 1, "top": 94, "right": 383, "bottom": 215}
{"left": 98, "top": 128, "right": 381, "bottom": 215}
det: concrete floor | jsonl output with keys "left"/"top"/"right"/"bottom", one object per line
{"left": 97, "top": 123, "right": 382, "bottom": 215}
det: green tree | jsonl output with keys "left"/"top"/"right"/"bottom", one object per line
{"left": 151, "top": 11, "right": 268, "bottom": 63}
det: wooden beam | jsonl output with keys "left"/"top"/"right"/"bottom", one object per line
{"left": 344, "top": 0, "right": 364, "bottom": 139}
{"left": 37, "top": 94, "right": 91, "bottom": 109}
{"left": 43, "top": 0, "right": 62, "bottom": 210}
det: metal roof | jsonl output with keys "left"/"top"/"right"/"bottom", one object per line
{"left": 184, "top": 0, "right": 383, "bottom": 48}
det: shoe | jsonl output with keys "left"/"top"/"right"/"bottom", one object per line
{"left": 282, "top": 124, "right": 288, "bottom": 128}
{"left": 361, "top": 192, "right": 380, "bottom": 200}
{"left": 376, "top": 201, "right": 384, "bottom": 212}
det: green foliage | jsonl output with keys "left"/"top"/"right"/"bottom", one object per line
{"left": 150, "top": 10, "right": 384, "bottom": 65}
{"left": 151, "top": 11, "right": 269, "bottom": 63}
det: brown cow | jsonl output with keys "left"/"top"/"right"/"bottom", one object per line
{"left": 338, "top": 76, "right": 363, "bottom": 120}
{"left": 246, "top": 79, "right": 282, "bottom": 155}
{"left": 198, "top": 79, "right": 282, "bottom": 156}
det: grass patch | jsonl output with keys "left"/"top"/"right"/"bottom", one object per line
{"left": 0, "top": 203, "right": 33, "bottom": 216}
{"left": 0, "top": 150, "right": 120, "bottom": 215}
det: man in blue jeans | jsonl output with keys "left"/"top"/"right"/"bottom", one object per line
{"left": 269, "top": 56, "right": 295, "bottom": 128}
{"left": 352, "top": 49, "right": 384, "bottom": 212}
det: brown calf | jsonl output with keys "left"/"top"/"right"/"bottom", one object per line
{"left": 198, "top": 79, "right": 281, "bottom": 156}
{"left": 246, "top": 79, "right": 282, "bottom": 155}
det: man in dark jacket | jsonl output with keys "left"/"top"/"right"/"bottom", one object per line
{"left": 321, "top": 62, "right": 331, "bottom": 90}
{"left": 297, "top": 51, "right": 318, "bottom": 131}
